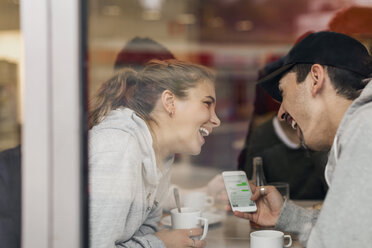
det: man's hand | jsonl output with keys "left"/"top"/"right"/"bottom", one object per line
{"left": 227, "top": 184, "right": 284, "bottom": 227}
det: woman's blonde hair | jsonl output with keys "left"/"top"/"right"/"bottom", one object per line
{"left": 89, "top": 59, "right": 215, "bottom": 129}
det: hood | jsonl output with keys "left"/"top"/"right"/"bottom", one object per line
{"left": 93, "top": 107, "right": 173, "bottom": 187}
{"left": 325, "top": 79, "right": 372, "bottom": 185}
{"left": 339, "top": 80, "right": 372, "bottom": 129}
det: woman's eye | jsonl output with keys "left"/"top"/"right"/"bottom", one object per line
{"left": 204, "top": 101, "right": 212, "bottom": 107}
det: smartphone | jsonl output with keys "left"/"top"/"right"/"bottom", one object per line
{"left": 222, "top": 171, "right": 257, "bottom": 212}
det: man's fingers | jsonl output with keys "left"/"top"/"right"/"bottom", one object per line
{"left": 249, "top": 182, "right": 257, "bottom": 192}
{"left": 234, "top": 211, "right": 253, "bottom": 221}
{"left": 251, "top": 188, "right": 261, "bottom": 201}
{"left": 249, "top": 183, "right": 261, "bottom": 201}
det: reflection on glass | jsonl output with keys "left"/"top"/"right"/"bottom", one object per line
{"left": 86, "top": 0, "right": 372, "bottom": 247}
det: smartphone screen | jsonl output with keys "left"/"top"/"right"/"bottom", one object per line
{"left": 223, "top": 171, "right": 257, "bottom": 212}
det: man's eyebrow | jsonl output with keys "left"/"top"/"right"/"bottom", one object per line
{"left": 206, "top": 96, "right": 216, "bottom": 103}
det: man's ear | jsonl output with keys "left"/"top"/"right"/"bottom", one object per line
{"left": 161, "top": 90, "right": 175, "bottom": 116}
{"left": 310, "top": 64, "right": 325, "bottom": 97}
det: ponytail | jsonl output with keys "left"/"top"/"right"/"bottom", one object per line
{"left": 89, "top": 68, "right": 137, "bottom": 129}
{"left": 89, "top": 59, "right": 215, "bottom": 129}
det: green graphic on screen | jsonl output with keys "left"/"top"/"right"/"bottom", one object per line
{"left": 225, "top": 175, "right": 255, "bottom": 207}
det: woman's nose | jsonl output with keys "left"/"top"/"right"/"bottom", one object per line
{"left": 211, "top": 111, "right": 221, "bottom": 127}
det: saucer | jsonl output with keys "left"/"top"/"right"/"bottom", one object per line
{"left": 160, "top": 211, "right": 225, "bottom": 227}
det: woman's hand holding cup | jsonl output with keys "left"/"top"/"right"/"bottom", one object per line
{"left": 156, "top": 207, "right": 209, "bottom": 247}
{"left": 155, "top": 228, "right": 206, "bottom": 248}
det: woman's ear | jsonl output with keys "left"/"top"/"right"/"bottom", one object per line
{"left": 310, "top": 64, "right": 325, "bottom": 97}
{"left": 161, "top": 90, "right": 175, "bottom": 117}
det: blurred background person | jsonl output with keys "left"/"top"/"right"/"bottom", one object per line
{"left": 0, "top": 145, "right": 21, "bottom": 248}
{"left": 328, "top": 6, "right": 372, "bottom": 54}
{"left": 113, "top": 37, "right": 175, "bottom": 72}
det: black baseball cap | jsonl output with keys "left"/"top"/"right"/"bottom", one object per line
{"left": 257, "top": 31, "right": 372, "bottom": 102}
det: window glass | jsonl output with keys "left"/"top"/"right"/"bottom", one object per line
{"left": 87, "top": 0, "right": 372, "bottom": 171}
{"left": 86, "top": 0, "right": 372, "bottom": 247}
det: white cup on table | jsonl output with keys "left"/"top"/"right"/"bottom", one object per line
{"left": 183, "top": 191, "right": 214, "bottom": 212}
{"left": 250, "top": 230, "right": 292, "bottom": 248}
{"left": 170, "top": 207, "right": 209, "bottom": 240}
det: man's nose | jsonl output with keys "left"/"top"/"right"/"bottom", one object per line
{"left": 277, "top": 105, "right": 286, "bottom": 121}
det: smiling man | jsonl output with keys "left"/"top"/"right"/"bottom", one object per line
{"left": 232, "top": 31, "right": 372, "bottom": 247}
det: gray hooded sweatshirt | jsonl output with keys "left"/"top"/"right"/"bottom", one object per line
{"left": 89, "top": 108, "right": 173, "bottom": 248}
{"left": 276, "top": 80, "right": 372, "bottom": 247}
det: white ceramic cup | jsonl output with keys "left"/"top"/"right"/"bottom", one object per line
{"left": 183, "top": 191, "right": 214, "bottom": 212}
{"left": 250, "top": 230, "right": 292, "bottom": 248}
{"left": 170, "top": 207, "right": 209, "bottom": 240}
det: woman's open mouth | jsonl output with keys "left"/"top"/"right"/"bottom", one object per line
{"left": 199, "top": 127, "right": 209, "bottom": 137}
{"left": 198, "top": 127, "right": 210, "bottom": 145}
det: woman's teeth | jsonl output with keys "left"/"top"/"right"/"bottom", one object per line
{"left": 291, "top": 120, "right": 297, "bottom": 130}
{"left": 199, "top": 127, "right": 209, "bottom": 137}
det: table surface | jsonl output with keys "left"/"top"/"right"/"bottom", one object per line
{"left": 204, "top": 209, "right": 301, "bottom": 248}
{"left": 166, "top": 163, "right": 321, "bottom": 247}
{"left": 161, "top": 200, "right": 321, "bottom": 248}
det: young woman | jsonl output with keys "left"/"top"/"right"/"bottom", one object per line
{"left": 89, "top": 59, "right": 220, "bottom": 248}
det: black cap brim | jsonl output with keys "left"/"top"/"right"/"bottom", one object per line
{"left": 257, "top": 63, "right": 295, "bottom": 102}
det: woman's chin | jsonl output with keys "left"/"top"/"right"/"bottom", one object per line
{"left": 188, "top": 146, "right": 202, "bottom": 156}
{"left": 179, "top": 139, "right": 204, "bottom": 156}
{"left": 190, "top": 150, "right": 201, "bottom": 156}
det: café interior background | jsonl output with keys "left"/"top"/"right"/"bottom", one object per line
{"left": 1, "top": 0, "right": 372, "bottom": 181}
